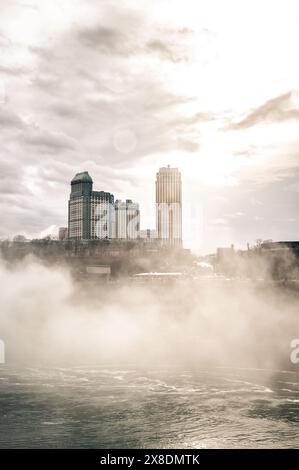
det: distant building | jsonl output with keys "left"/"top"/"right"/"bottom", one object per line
{"left": 156, "top": 165, "right": 182, "bottom": 246}
{"left": 261, "top": 241, "right": 299, "bottom": 252}
{"left": 68, "top": 171, "right": 115, "bottom": 240}
{"left": 126, "top": 200, "right": 140, "bottom": 239}
{"left": 140, "top": 229, "right": 157, "bottom": 241}
{"left": 13, "top": 235, "right": 27, "bottom": 243}
{"left": 131, "top": 272, "right": 184, "bottom": 284}
{"left": 84, "top": 265, "right": 111, "bottom": 282}
{"left": 216, "top": 245, "right": 236, "bottom": 275}
{"left": 115, "top": 200, "right": 126, "bottom": 239}
{"left": 115, "top": 199, "right": 140, "bottom": 239}
{"left": 217, "top": 245, "right": 235, "bottom": 260}
{"left": 58, "top": 227, "right": 68, "bottom": 241}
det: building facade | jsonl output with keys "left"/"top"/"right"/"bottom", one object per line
{"left": 115, "top": 199, "right": 140, "bottom": 239}
{"left": 140, "top": 229, "right": 157, "bottom": 241}
{"left": 68, "top": 171, "right": 115, "bottom": 240}
{"left": 155, "top": 165, "right": 182, "bottom": 246}
{"left": 58, "top": 227, "right": 68, "bottom": 241}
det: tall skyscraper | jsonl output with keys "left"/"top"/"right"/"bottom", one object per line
{"left": 68, "top": 171, "right": 115, "bottom": 240}
{"left": 115, "top": 199, "right": 140, "bottom": 239}
{"left": 156, "top": 165, "right": 182, "bottom": 246}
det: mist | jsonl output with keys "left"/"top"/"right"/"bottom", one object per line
{"left": 0, "top": 256, "right": 298, "bottom": 371}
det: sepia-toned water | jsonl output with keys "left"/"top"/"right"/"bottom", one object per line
{"left": 0, "top": 366, "right": 298, "bottom": 448}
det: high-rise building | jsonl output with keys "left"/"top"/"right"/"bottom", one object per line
{"left": 58, "top": 227, "right": 68, "bottom": 241}
{"left": 156, "top": 165, "right": 182, "bottom": 246}
{"left": 115, "top": 199, "right": 140, "bottom": 239}
{"left": 140, "top": 229, "right": 157, "bottom": 241}
{"left": 68, "top": 171, "right": 115, "bottom": 240}
{"left": 115, "top": 200, "right": 127, "bottom": 239}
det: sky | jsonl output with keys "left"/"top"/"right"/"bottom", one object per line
{"left": 0, "top": 0, "right": 299, "bottom": 253}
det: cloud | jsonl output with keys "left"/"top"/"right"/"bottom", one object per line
{"left": 0, "top": 31, "right": 11, "bottom": 48}
{"left": 74, "top": 9, "right": 192, "bottom": 63}
{"left": 22, "top": 128, "right": 77, "bottom": 153}
{"left": 0, "top": 157, "right": 25, "bottom": 195}
{"left": 229, "top": 91, "right": 299, "bottom": 129}
{"left": 76, "top": 25, "right": 129, "bottom": 56}
{"left": 0, "top": 64, "right": 27, "bottom": 76}
{"left": 176, "top": 138, "right": 199, "bottom": 152}
{"left": 146, "top": 39, "right": 188, "bottom": 63}
{"left": 0, "top": 108, "right": 24, "bottom": 129}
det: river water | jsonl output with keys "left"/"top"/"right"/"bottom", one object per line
{"left": 0, "top": 366, "right": 298, "bottom": 448}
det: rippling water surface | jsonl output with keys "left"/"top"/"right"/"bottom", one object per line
{"left": 0, "top": 366, "right": 298, "bottom": 448}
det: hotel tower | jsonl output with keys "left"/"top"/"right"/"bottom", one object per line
{"left": 155, "top": 165, "right": 182, "bottom": 246}
{"left": 68, "top": 171, "right": 115, "bottom": 240}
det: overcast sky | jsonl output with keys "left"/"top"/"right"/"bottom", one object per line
{"left": 0, "top": 0, "right": 299, "bottom": 252}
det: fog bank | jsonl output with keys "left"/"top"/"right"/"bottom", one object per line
{"left": 0, "top": 257, "right": 297, "bottom": 370}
